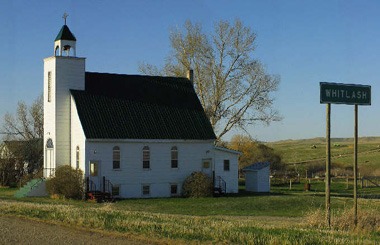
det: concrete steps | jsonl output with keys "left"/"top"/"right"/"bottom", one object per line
{"left": 14, "top": 178, "right": 45, "bottom": 198}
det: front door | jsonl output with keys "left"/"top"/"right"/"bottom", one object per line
{"left": 202, "top": 158, "right": 213, "bottom": 177}
{"left": 89, "top": 161, "right": 101, "bottom": 191}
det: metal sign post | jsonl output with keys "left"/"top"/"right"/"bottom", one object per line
{"left": 354, "top": 104, "right": 358, "bottom": 225}
{"left": 326, "top": 103, "right": 331, "bottom": 227}
{"left": 320, "top": 82, "right": 371, "bottom": 228}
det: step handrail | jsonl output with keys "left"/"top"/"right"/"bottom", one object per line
{"left": 29, "top": 177, "right": 44, "bottom": 190}
{"left": 215, "top": 176, "right": 226, "bottom": 194}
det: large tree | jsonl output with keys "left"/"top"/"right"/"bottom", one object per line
{"left": 140, "top": 19, "right": 280, "bottom": 140}
{"left": 229, "top": 134, "right": 283, "bottom": 172}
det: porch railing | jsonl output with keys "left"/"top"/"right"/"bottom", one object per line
{"left": 102, "top": 176, "right": 114, "bottom": 196}
{"left": 214, "top": 176, "right": 226, "bottom": 195}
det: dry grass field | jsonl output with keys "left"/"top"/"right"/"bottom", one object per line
{"left": 1, "top": 186, "right": 379, "bottom": 244}
{"left": 268, "top": 137, "right": 380, "bottom": 176}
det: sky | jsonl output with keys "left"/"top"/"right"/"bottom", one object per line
{"left": 0, "top": 0, "right": 379, "bottom": 142}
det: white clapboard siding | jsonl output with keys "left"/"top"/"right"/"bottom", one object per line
{"left": 43, "top": 56, "right": 85, "bottom": 177}
{"left": 70, "top": 95, "right": 86, "bottom": 172}
{"left": 213, "top": 147, "right": 239, "bottom": 193}
{"left": 85, "top": 140, "right": 215, "bottom": 198}
{"left": 244, "top": 164, "right": 270, "bottom": 192}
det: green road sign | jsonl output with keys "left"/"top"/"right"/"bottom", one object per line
{"left": 320, "top": 82, "right": 371, "bottom": 105}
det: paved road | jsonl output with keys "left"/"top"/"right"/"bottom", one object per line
{"left": 0, "top": 215, "right": 149, "bottom": 245}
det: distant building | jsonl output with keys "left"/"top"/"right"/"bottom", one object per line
{"left": 42, "top": 21, "right": 239, "bottom": 198}
{"left": 242, "top": 162, "right": 270, "bottom": 193}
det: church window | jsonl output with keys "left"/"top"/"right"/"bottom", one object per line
{"left": 170, "top": 184, "right": 178, "bottom": 196}
{"left": 47, "top": 71, "right": 52, "bottom": 102}
{"left": 171, "top": 146, "right": 178, "bottom": 168}
{"left": 143, "top": 146, "right": 150, "bottom": 169}
{"left": 224, "top": 160, "right": 230, "bottom": 171}
{"left": 142, "top": 184, "right": 150, "bottom": 195}
{"left": 46, "top": 139, "right": 54, "bottom": 149}
{"left": 45, "top": 139, "right": 54, "bottom": 177}
{"left": 112, "top": 185, "right": 120, "bottom": 196}
{"left": 113, "top": 146, "right": 120, "bottom": 169}
{"left": 76, "top": 146, "right": 80, "bottom": 169}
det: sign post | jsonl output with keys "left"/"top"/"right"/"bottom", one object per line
{"left": 326, "top": 103, "right": 331, "bottom": 227}
{"left": 354, "top": 104, "right": 358, "bottom": 225}
{"left": 320, "top": 82, "right": 371, "bottom": 228}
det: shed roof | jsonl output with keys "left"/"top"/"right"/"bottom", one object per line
{"left": 242, "top": 162, "right": 270, "bottom": 171}
{"left": 214, "top": 146, "right": 241, "bottom": 155}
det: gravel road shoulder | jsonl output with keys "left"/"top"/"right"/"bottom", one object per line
{"left": 0, "top": 215, "right": 151, "bottom": 245}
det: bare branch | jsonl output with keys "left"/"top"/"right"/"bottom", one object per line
{"left": 139, "top": 19, "right": 281, "bottom": 141}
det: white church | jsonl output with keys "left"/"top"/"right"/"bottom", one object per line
{"left": 42, "top": 21, "right": 239, "bottom": 199}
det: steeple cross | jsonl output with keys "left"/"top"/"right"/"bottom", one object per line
{"left": 62, "top": 12, "right": 69, "bottom": 25}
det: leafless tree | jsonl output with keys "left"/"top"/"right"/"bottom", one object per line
{"left": 1, "top": 95, "right": 43, "bottom": 184}
{"left": 3, "top": 95, "right": 43, "bottom": 140}
{"left": 140, "top": 19, "right": 281, "bottom": 140}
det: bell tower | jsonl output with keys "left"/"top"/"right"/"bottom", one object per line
{"left": 43, "top": 14, "right": 86, "bottom": 177}
{"left": 54, "top": 13, "right": 77, "bottom": 57}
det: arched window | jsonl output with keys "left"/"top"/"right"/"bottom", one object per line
{"left": 76, "top": 146, "right": 80, "bottom": 169}
{"left": 45, "top": 139, "right": 54, "bottom": 177}
{"left": 46, "top": 139, "right": 54, "bottom": 149}
{"left": 113, "top": 146, "right": 120, "bottom": 169}
{"left": 171, "top": 146, "right": 178, "bottom": 168}
{"left": 143, "top": 146, "right": 150, "bottom": 169}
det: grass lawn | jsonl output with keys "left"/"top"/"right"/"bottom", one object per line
{"left": 1, "top": 182, "right": 379, "bottom": 244}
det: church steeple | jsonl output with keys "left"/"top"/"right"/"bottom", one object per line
{"left": 54, "top": 13, "right": 77, "bottom": 57}
{"left": 44, "top": 14, "right": 85, "bottom": 177}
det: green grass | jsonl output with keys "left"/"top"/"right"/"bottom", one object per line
{"left": 111, "top": 195, "right": 323, "bottom": 217}
{"left": 0, "top": 187, "right": 18, "bottom": 198}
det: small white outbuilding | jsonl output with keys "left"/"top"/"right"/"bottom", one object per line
{"left": 242, "top": 162, "right": 270, "bottom": 193}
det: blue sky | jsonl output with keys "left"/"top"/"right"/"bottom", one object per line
{"left": 0, "top": 0, "right": 379, "bottom": 142}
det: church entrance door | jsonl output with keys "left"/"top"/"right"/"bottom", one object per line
{"left": 202, "top": 158, "right": 213, "bottom": 177}
{"left": 89, "top": 161, "right": 101, "bottom": 191}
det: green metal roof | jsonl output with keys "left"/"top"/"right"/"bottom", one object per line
{"left": 55, "top": 25, "right": 76, "bottom": 41}
{"left": 70, "top": 72, "right": 216, "bottom": 140}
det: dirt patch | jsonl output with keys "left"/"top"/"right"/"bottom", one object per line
{"left": 0, "top": 215, "right": 152, "bottom": 245}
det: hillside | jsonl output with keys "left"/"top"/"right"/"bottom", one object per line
{"left": 267, "top": 137, "right": 380, "bottom": 176}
